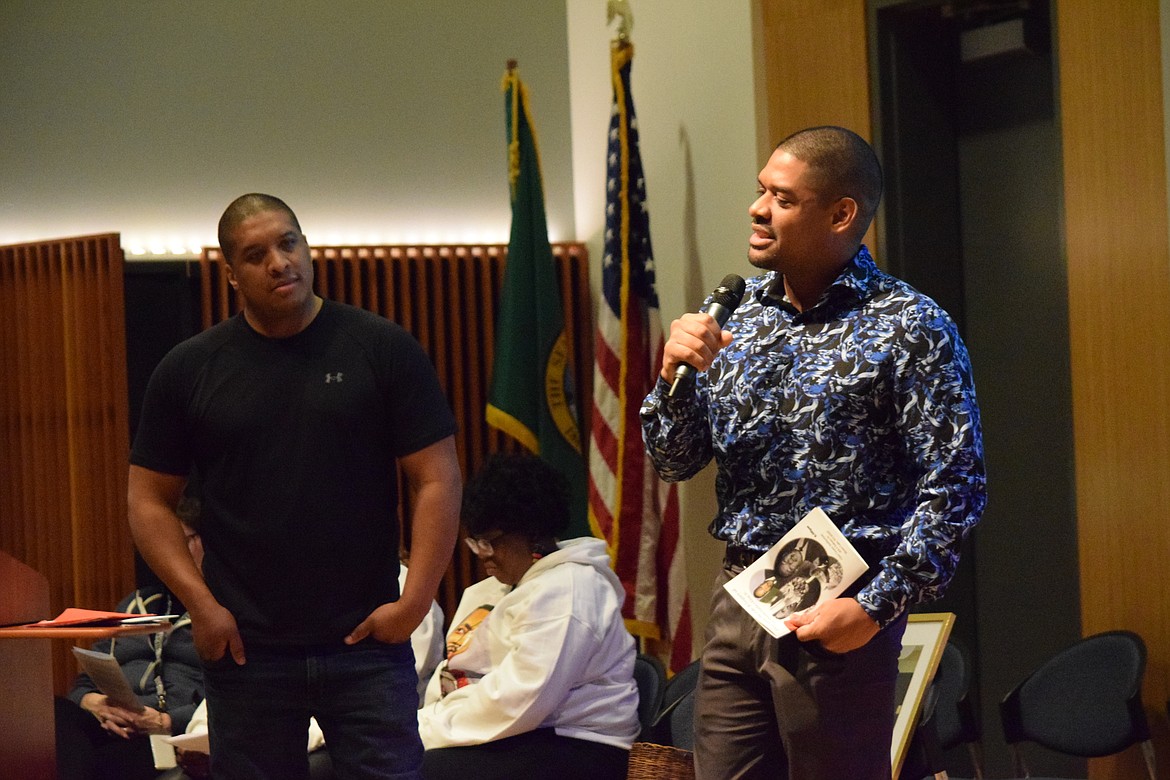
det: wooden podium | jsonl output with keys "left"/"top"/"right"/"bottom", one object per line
{"left": 0, "top": 549, "right": 55, "bottom": 779}
{"left": 0, "top": 552, "right": 176, "bottom": 778}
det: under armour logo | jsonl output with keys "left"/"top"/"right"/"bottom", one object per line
{"left": 325, "top": 373, "right": 344, "bottom": 383}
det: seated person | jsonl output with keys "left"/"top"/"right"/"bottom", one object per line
{"left": 55, "top": 498, "right": 205, "bottom": 780}
{"left": 417, "top": 453, "right": 639, "bottom": 780}
{"left": 171, "top": 560, "right": 445, "bottom": 779}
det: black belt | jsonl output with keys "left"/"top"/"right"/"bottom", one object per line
{"left": 723, "top": 545, "right": 764, "bottom": 570}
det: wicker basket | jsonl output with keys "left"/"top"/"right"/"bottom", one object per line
{"left": 627, "top": 741, "right": 696, "bottom": 779}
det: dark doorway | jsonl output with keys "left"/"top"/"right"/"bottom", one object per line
{"left": 870, "top": 1, "right": 1081, "bottom": 776}
{"left": 123, "top": 259, "right": 202, "bottom": 585}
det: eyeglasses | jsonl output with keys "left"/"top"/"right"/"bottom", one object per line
{"left": 464, "top": 531, "right": 505, "bottom": 557}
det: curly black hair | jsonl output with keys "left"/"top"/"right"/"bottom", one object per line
{"left": 461, "top": 452, "right": 571, "bottom": 541}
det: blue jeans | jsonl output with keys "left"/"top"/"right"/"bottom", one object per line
{"left": 203, "top": 640, "right": 422, "bottom": 780}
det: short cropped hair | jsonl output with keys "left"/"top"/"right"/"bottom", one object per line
{"left": 217, "top": 193, "right": 302, "bottom": 264}
{"left": 776, "top": 126, "right": 883, "bottom": 233}
{"left": 461, "top": 452, "right": 571, "bottom": 540}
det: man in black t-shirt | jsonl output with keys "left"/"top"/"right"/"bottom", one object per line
{"left": 128, "top": 193, "right": 462, "bottom": 780}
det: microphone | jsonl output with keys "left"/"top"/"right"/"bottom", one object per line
{"left": 668, "top": 273, "right": 746, "bottom": 398}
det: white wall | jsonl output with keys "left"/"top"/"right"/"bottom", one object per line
{"left": 0, "top": 1, "right": 574, "bottom": 254}
{"left": 566, "top": 1, "right": 763, "bottom": 652}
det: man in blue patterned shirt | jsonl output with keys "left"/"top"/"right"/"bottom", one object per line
{"left": 641, "top": 126, "right": 986, "bottom": 779}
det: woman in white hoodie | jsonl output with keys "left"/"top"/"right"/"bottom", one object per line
{"left": 418, "top": 453, "right": 639, "bottom": 780}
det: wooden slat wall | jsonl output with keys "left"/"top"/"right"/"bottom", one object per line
{"left": 199, "top": 242, "right": 592, "bottom": 621}
{"left": 757, "top": 0, "right": 877, "bottom": 251}
{"left": 758, "top": 0, "right": 872, "bottom": 142}
{"left": 0, "top": 234, "right": 133, "bottom": 695}
{"left": 1055, "top": 2, "right": 1170, "bottom": 778}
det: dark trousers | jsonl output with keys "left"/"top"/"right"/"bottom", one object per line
{"left": 203, "top": 640, "right": 421, "bottom": 780}
{"left": 54, "top": 696, "right": 159, "bottom": 780}
{"left": 693, "top": 568, "right": 907, "bottom": 780}
{"left": 422, "top": 729, "right": 629, "bottom": 780}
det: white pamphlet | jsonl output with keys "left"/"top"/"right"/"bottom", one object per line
{"left": 71, "top": 646, "right": 146, "bottom": 713}
{"left": 150, "top": 734, "right": 178, "bottom": 769}
{"left": 166, "top": 727, "right": 210, "bottom": 754}
{"left": 723, "top": 507, "right": 869, "bottom": 638}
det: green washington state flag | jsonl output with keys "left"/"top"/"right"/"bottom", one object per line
{"left": 486, "top": 65, "right": 589, "bottom": 537}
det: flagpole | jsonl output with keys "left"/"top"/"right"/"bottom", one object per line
{"left": 607, "top": 0, "right": 633, "bottom": 44}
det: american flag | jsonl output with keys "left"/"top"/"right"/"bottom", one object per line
{"left": 588, "top": 42, "right": 692, "bottom": 672}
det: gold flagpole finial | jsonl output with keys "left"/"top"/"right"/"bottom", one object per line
{"left": 606, "top": 0, "right": 633, "bottom": 44}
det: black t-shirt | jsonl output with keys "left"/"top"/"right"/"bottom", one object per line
{"left": 131, "top": 300, "right": 457, "bottom": 647}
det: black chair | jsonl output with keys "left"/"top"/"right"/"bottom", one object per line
{"left": 900, "top": 640, "right": 984, "bottom": 780}
{"left": 633, "top": 652, "right": 667, "bottom": 742}
{"left": 644, "top": 658, "right": 700, "bottom": 748}
{"left": 999, "top": 630, "right": 1155, "bottom": 779}
{"left": 665, "top": 684, "right": 697, "bottom": 751}
{"left": 933, "top": 641, "right": 983, "bottom": 776}
{"left": 898, "top": 681, "right": 946, "bottom": 780}
{"left": 627, "top": 658, "right": 699, "bottom": 779}
{"left": 660, "top": 659, "right": 700, "bottom": 716}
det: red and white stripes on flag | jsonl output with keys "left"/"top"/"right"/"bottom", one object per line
{"left": 588, "top": 42, "right": 692, "bottom": 672}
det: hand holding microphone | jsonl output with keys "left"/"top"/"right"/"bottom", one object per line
{"left": 666, "top": 274, "right": 746, "bottom": 398}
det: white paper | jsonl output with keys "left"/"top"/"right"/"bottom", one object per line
{"left": 723, "top": 507, "right": 869, "bottom": 638}
{"left": 150, "top": 734, "right": 178, "bottom": 768}
{"left": 121, "top": 614, "right": 179, "bottom": 625}
{"left": 71, "top": 646, "right": 146, "bottom": 713}
{"left": 169, "top": 703, "right": 324, "bottom": 756}
{"left": 166, "top": 727, "right": 210, "bottom": 754}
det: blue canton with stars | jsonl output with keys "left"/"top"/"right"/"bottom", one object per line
{"left": 601, "top": 83, "right": 657, "bottom": 315}
{"left": 640, "top": 247, "right": 987, "bottom": 627}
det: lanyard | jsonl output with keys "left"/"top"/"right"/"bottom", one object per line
{"left": 119, "top": 589, "right": 173, "bottom": 712}
{"left": 151, "top": 601, "right": 169, "bottom": 713}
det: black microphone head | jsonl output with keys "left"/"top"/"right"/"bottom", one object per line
{"left": 712, "top": 274, "right": 746, "bottom": 310}
{"left": 668, "top": 273, "right": 748, "bottom": 399}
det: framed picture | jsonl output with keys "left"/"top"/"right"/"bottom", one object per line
{"left": 890, "top": 612, "right": 955, "bottom": 778}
